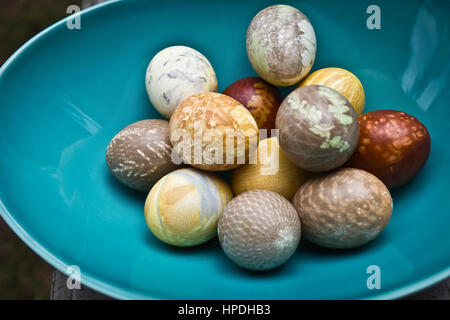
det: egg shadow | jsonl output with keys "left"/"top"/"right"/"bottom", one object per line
{"left": 388, "top": 163, "right": 433, "bottom": 204}
{"left": 278, "top": 84, "right": 298, "bottom": 99}
{"left": 103, "top": 165, "right": 148, "bottom": 204}
{"left": 144, "top": 231, "right": 223, "bottom": 256}
{"left": 213, "top": 244, "right": 302, "bottom": 279}
{"left": 215, "top": 170, "right": 233, "bottom": 187}
{"left": 378, "top": 142, "right": 438, "bottom": 211}
{"left": 297, "top": 230, "right": 391, "bottom": 258}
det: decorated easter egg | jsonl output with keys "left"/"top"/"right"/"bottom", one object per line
{"left": 106, "top": 119, "right": 178, "bottom": 192}
{"left": 144, "top": 168, "right": 233, "bottom": 247}
{"left": 169, "top": 92, "right": 259, "bottom": 171}
{"left": 297, "top": 67, "right": 365, "bottom": 115}
{"left": 246, "top": 5, "right": 316, "bottom": 86}
{"left": 145, "top": 46, "right": 218, "bottom": 118}
{"left": 347, "top": 110, "right": 431, "bottom": 188}
{"left": 275, "top": 85, "right": 359, "bottom": 172}
{"left": 292, "top": 168, "right": 392, "bottom": 249}
{"left": 231, "top": 137, "right": 308, "bottom": 200}
{"left": 218, "top": 190, "right": 301, "bottom": 271}
{"left": 223, "top": 77, "right": 282, "bottom": 131}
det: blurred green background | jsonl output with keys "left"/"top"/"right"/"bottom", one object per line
{"left": 0, "top": 0, "right": 96, "bottom": 300}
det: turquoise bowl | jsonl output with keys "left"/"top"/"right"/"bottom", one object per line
{"left": 0, "top": 0, "right": 449, "bottom": 299}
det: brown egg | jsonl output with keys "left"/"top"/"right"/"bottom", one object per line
{"left": 292, "top": 168, "right": 392, "bottom": 249}
{"left": 297, "top": 67, "right": 365, "bottom": 115}
{"left": 169, "top": 92, "right": 259, "bottom": 171}
{"left": 231, "top": 137, "right": 308, "bottom": 200}
{"left": 218, "top": 190, "right": 301, "bottom": 271}
{"left": 347, "top": 110, "right": 431, "bottom": 188}
{"left": 275, "top": 85, "right": 359, "bottom": 172}
{"left": 106, "top": 119, "right": 179, "bottom": 192}
{"left": 223, "top": 77, "right": 282, "bottom": 132}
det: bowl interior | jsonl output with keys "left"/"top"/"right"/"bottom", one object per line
{"left": 0, "top": 0, "right": 449, "bottom": 299}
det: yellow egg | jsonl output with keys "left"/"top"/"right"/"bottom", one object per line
{"left": 144, "top": 168, "right": 232, "bottom": 247}
{"left": 297, "top": 67, "right": 365, "bottom": 114}
{"left": 231, "top": 137, "right": 308, "bottom": 200}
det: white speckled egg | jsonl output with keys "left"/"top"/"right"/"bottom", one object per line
{"left": 218, "top": 190, "right": 301, "bottom": 271}
{"left": 145, "top": 46, "right": 218, "bottom": 118}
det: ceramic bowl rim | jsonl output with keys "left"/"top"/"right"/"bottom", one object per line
{"left": 0, "top": 0, "right": 448, "bottom": 300}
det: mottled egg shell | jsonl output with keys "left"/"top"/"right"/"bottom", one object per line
{"left": 275, "top": 85, "right": 359, "bottom": 172}
{"left": 145, "top": 168, "right": 233, "bottom": 247}
{"left": 223, "top": 77, "right": 282, "bottom": 131}
{"left": 297, "top": 67, "right": 365, "bottom": 115}
{"left": 231, "top": 137, "right": 308, "bottom": 200}
{"left": 246, "top": 5, "right": 316, "bottom": 86}
{"left": 218, "top": 190, "right": 301, "bottom": 271}
{"left": 169, "top": 92, "right": 259, "bottom": 171}
{"left": 106, "top": 119, "right": 179, "bottom": 192}
{"left": 145, "top": 46, "right": 218, "bottom": 118}
{"left": 292, "top": 168, "right": 392, "bottom": 249}
{"left": 347, "top": 110, "right": 431, "bottom": 188}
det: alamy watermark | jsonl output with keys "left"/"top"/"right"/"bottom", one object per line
{"left": 366, "top": 5, "right": 381, "bottom": 30}
{"left": 66, "top": 265, "right": 82, "bottom": 290}
{"left": 366, "top": 265, "right": 381, "bottom": 290}
{"left": 66, "top": 5, "right": 81, "bottom": 30}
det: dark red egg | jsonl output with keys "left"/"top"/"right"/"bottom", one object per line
{"left": 347, "top": 110, "right": 431, "bottom": 188}
{"left": 223, "top": 77, "right": 282, "bottom": 132}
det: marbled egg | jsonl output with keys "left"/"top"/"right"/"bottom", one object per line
{"left": 297, "top": 67, "right": 365, "bottom": 115}
{"left": 347, "top": 110, "right": 431, "bottom": 188}
{"left": 292, "top": 168, "right": 392, "bottom": 249}
{"left": 246, "top": 5, "right": 316, "bottom": 86}
{"left": 145, "top": 168, "right": 233, "bottom": 247}
{"left": 275, "top": 85, "right": 359, "bottom": 172}
{"left": 218, "top": 190, "right": 301, "bottom": 271}
{"left": 145, "top": 46, "right": 218, "bottom": 118}
{"left": 223, "top": 77, "right": 282, "bottom": 131}
{"left": 169, "top": 92, "right": 259, "bottom": 171}
{"left": 231, "top": 137, "right": 308, "bottom": 200}
{"left": 106, "top": 119, "right": 178, "bottom": 192}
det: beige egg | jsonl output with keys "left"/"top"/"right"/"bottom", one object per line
{"left": 292, "top": 168, "right": 393, "bottom": 249}
{"left": 144, "top": 168, "right": 233, "bottom": 247}
{"left": 297, "top": 67, "right": 365, "bottom": 115}
{"left": 218, "top": 190, "right": 301, "bottom": 271}
{"left": 231, "top": 137, "right": 308, "bottom": 200}
{"left": 169, "top": 92, "right": 259, "bottom": 171}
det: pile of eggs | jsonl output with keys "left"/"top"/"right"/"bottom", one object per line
{"left": 106, "top": 4, "right": 431, "bottom": 271}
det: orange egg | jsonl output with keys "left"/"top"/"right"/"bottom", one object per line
{"left": 297, "top": 67, "right": 365, "bottom": 115}
{"left": 169, "top": 92, "right": 259, "bottom": 171}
